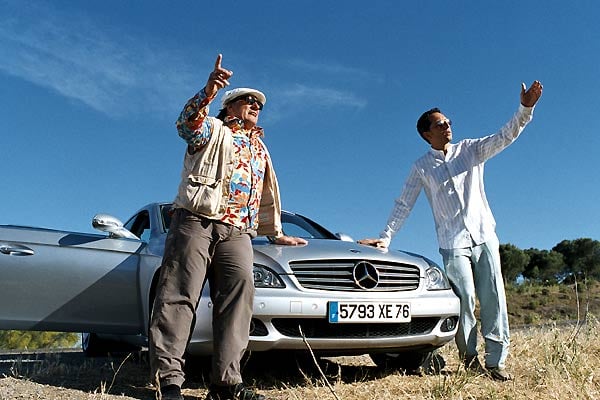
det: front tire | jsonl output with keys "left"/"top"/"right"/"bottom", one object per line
{"left": 369, "top": 350, "right": 445, "bottom": 374}
{"left": 81, "top": 333, "right": 140, "bottom": 357}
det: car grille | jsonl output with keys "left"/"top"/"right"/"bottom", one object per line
{"left": 289, "top": 259, "right": 421, "bottom": 291}
{"left": 271, "top": 317, "right": 438, "bottom": 338}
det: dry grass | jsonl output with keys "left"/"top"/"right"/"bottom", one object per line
{"left": 1, "top": 319, "right": 599, "bottom": 399}
{"left": 238, "top": 318, "right": 600, "bottom": 400}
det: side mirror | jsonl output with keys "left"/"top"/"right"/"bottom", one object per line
{"left": 92, "top": 214, "right": 139, "bottom": 239}
{"left": 335, "top": 232, "right": 354, "bottom": 242}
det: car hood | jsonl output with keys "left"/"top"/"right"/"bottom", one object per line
{"left": 252, "top": 238, "right": 429, "bottom": 270}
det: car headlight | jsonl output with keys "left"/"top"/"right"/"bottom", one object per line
{"left": 253, "top": 264, "right": 285, "bottom": 288}
{"left": 425, "top": 266, "right": 451, "bottom": 290}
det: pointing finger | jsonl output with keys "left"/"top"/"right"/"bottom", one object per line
{"left": 213, "top": 55, "right": 233, "bottom": 79}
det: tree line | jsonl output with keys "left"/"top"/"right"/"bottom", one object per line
{"left": 500, "top": 238, "right": 600, "bottom": 284}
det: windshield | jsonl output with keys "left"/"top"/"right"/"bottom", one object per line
{"left": 280, "top": 212, "right": 336, "bottom": 239}
{"left": 159, "top": 205, "right": 336, "bottom": 240}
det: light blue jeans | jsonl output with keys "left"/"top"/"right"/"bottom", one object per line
{"left": 440, "top": 237, "right": 510, "bottom": 368}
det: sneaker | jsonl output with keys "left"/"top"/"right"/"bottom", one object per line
{"left": 464, "top": 356, "right": 487, "bottom": 375}
{"left": 487, "top": 366, "right": 513, "bottom": 381}
{"left": 159, "top": 384, "right": 184, "bottom": 400}
{"left": 205, "top": 383, "right": 265, "bottom": 400}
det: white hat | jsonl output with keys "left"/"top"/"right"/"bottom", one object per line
{"left": 220, "top": 87, "right": 266, "bottom": 108}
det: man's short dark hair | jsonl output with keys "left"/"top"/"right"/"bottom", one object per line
{"left": 416, "top": 107, "right": 442, "bottom": 143}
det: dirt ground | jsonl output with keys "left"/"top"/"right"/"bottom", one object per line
{"left": 0, "top": 350, "right": 151, "bottom": 399}
{"left": 0, "top": 350, "right": 380, "bottom": 400}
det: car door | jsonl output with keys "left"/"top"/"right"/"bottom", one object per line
{"left": 0, "top": 225, "right": 145, "bottom": 334}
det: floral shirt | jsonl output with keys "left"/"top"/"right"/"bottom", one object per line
{"left": 176, "top": 89, "right": 269, "bottom": 232}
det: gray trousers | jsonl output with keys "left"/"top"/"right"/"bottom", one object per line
{"left": 149, "top": 208, "right": 254, "bottom": 387}
{"left": 439, "top": 237, "right": 510, "bottom": 369}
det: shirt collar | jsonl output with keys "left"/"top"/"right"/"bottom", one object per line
{"left": 429, "top": 143, "right": 453, "bottom": 155}
{"left": 224, "top": 116, "right": 264, "bottom": 137}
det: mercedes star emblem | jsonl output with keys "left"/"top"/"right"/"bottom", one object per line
{"left": 352, "top": 261, "right": 379, "bottom": 290}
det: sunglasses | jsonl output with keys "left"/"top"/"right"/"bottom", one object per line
{"left": 431, "top": 119, "right": 452, "bottom": 129}
{"left": 235, "top": 95, "right": 264, "bottom": 110}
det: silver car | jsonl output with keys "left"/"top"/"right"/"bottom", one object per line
{"left": 0, "top": 202, "right": 459, "bottom": 370}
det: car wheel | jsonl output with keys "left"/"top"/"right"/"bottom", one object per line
{"left": 369, "top": 350, "right": 445, "bottom": 374}
{"left": 81, "top": 333, "right": 140, "bottom": 357}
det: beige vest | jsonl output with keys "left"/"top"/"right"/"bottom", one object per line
{"left": 173, "top": 118, "right": 282, "bottom": 237}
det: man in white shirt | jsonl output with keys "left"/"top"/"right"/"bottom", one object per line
{"left": 359, "top": 81, "right": 543, "bottom": 381}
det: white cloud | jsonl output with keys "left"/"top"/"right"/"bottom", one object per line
{"left": 257, "top": 83, "right": 367, "bottom": 125}
{"left": 286, "top": 58, "right": 383, "bottom": 84}
{"left": 0, "top": 1, "right": 370, "bottom": 122}
{"left": 280, "top": 84, "right": 367, "bottom": 108}
{"left": 0, "top": 1, "right": 194, "bottom": 118}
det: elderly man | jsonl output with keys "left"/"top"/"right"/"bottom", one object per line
{"left": 360, "top": 81, "right": 543, "bottom": 381}
{"left": 149, "top": 54, "right": 306, "bottom": 400}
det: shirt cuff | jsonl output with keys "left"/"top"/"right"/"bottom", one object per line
{"left": 519, "top": 102, "right": 535, "bottom": 113}
{"left": 198, "top": 87, "right": 216, "bottom": 106}
{"left": 378, "top": 235, "right": 391, "bottom": 248}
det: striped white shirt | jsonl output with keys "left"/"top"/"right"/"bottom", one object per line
{"left": 380, "top": 104, "right": 535, "bottom": 250}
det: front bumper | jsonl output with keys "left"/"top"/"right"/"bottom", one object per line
{"left": 187, "top": 289, "right": 460, "bottom": 356}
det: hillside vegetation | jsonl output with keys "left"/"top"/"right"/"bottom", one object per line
{"left": 505, "top": 280, "right": 600, "bottom": 327}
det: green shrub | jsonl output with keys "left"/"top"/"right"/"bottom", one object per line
{"left": 524, "top": 313, "right": 541, "bottom": 325}
{"left": 0, "top": 331, "right": 79, "bottom": 350}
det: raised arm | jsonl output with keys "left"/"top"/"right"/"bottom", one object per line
{"left": 475, "top": 80, "right": 544, "bottom": 162}
{"left": 176, "top": 54, "right": 234, "bottom": 147}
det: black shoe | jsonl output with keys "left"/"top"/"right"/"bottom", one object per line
{"left": 159, "top": 384, "right": 184, "bottom": 400}
{"left": 487, "top": 366, "right": 513, "bottom": 381}
{"left": 205, "top": 383, "right": 265, "bottom": 400}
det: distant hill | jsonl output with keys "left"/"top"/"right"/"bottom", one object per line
{"left": 505, "top": 280, "right": 600, "bottom": 327}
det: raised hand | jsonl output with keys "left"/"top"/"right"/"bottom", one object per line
{"left": 520, "top": 80, "right": 543, "bottom": 107}
{"left": 205, "top": 54, "right": 233, "bottom": 98}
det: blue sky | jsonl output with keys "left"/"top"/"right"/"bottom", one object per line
{"left": 1, "top": 0, "right": 598, "bottom": 261}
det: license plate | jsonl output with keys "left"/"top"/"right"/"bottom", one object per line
{"left": 328, "top": 301, "right": 411, "bottom": 323}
